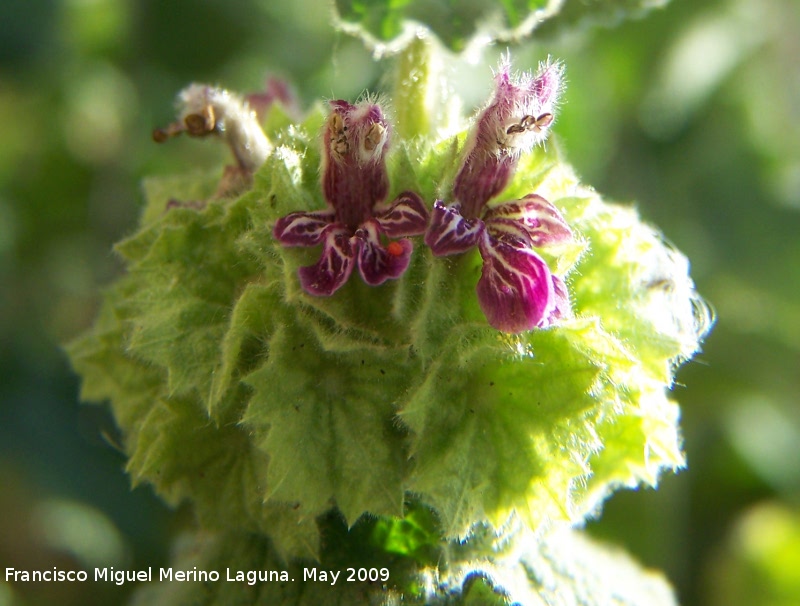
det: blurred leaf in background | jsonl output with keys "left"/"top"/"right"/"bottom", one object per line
{"left": 333, "top": 0, "right": 672, "bottom": 52}
{"left": 530, "top": 0, "right": 800, "bottom": 604}
{"left": 1, "top": 0, "right": 798, "bottom": 604}
{"left": 0, "top": 1, "right": 372, "bottom": 604}
{"left": 706, "top": 501, "right": 800, "bottom": 606}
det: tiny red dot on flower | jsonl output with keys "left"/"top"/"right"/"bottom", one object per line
{"left": 387, "top": 241, "right": 404, "bottom": 257}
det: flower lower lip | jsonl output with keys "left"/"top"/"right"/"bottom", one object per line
{"left": 425, "top": 193, "right": 573, "bottom": 332}
{"left": 275, "top": 189, "right": 428, "bottom": 296}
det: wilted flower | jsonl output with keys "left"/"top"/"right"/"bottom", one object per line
{"left": 426, "top": 58, "right": 573, "bottom": 333}
{"left": 153, "top": 84, "right": 271, "bottom": 173}
{"left": 274, "top": 100, "right": 428, "bottom": 296}
{"left": 153, "top": 84, "right": 274, "bottom": 202}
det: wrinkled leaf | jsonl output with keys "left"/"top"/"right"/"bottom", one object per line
{"left": 334, "top": 0, "right": 672, "bottom": 52}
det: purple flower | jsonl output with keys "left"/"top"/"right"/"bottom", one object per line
{"left": 274, "top": 100, "right": 428, "bottom": 296}
{"left": 425, "top": 58, "right": 573, "bottom": 334}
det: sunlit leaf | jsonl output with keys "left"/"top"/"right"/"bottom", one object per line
{"left": 334, "top": 0, "right": 672, "bottom": 52}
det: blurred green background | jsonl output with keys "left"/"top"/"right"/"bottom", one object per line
{"left": 1, "top": 0, "right": 798, "bottom": 604}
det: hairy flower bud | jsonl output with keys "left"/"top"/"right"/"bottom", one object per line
{"left": 246, "top": 76, "right": 302, "bottom": 121}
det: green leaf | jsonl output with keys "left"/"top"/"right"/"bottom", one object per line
{"left": 127, "top": 393, "right": 319, "bottom": 560}
{"left": 130, "top": 516, "right": 427, "bottom": 606}
{"left": 65, "top": 278, "right": 164, "bottom": 432}
{"left": 334, "top": 0, "right": 550, "bottom": 52}
{"left": 410, "top": 527, "right": 679, "bottom": 605}
{"left": 120, "top": 196, "right": 260, "bottom": 405}
{"left": 520, "top": 527, "right": 679, "bottom": 606}
{"left": 583, "top": 387, "right": 684, "bottom": 503}
{"left": 139, "top": 171, "right": 221, "bottom": 227}
{"left": 568, "top": 199, "right": 710, "bottom": 384}
{"left": 244, "top": 321, "right": 411, "bottom": 524}
{"left": 537, "top": 0, "right": 672, "bottom": 39}
{"left": 459, "top": 573, "right": 512, "bottom": 606}
{"left": 334, "top": 0, "right": 671, "bottom": 52}
{"left": 400, "top": 320, "right": 636, "bottom": 536}
{"left": 129, "top": 525, "right": 678, "bottom": 606}
{"left": 207, "top": 281, "right": 283, "bottom": 414}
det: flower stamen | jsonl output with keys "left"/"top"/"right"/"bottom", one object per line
{"left": 506, "top": 113, "right": 554, "bottom": 135}
{"left": 329, "top": 112, "right": 349, "bottom": 160}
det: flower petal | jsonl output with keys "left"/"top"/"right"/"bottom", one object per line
{"left": 298, "top": 226, "right": 355, "bottom": 296}
{"left": 483, "top": 193, "right": 572, "bottom": 247}
{"left": 424, "top": 201, "right": 485, "bottom": 256}
{"left": 476, "top": 233, "right": 555, "bottom": 333}
{"left": 541, "top": 273, "right": 573, "bottom": 326}
{"left": 245, "top": 76, "right": 301, "bottom": 122}
{"left": 482, "top": 217, "right": 533, "bottom": 248}
{"left": 354, "top": 219, "right": 412, "bottom": 286}
{"left": 373, "top": 191, "right": 429, "bottom": 238}
{"left": 273, "top": 209, "right": 337, "bottom": 246}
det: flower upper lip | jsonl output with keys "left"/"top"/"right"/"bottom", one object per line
{"left": 454, "top": 56, "right": 564, "bottom": 219}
